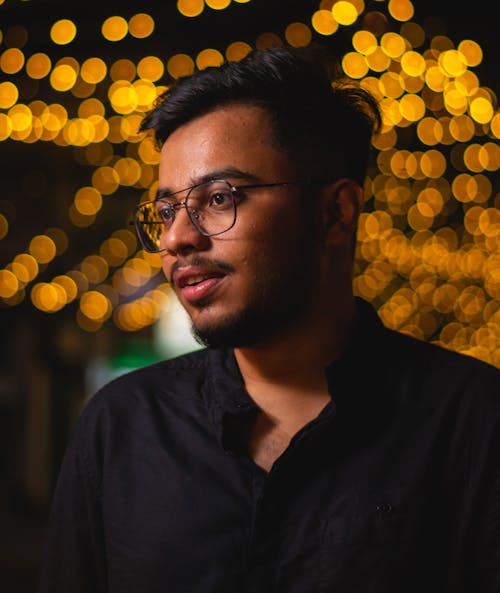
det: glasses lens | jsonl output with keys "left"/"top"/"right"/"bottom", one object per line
{"left": 187, "top": 180, "right": 236, "bottom": 236}
{"left": 135, "top": 201, "right": 164, "bottom": 252}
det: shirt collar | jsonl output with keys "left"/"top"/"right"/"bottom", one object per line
{"left": 204, "top": 298, "right": 389, "bottom": 443}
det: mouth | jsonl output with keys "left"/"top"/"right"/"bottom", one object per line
{"left": 174, "top": 268, "right": 227, "bottom": 304}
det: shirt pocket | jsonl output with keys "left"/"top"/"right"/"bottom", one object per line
{"left": 317, "top": 489, "right": 413, "bottom": 593}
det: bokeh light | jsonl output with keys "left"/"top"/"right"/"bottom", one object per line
{"left": 0, "top": 0, "right": 498, "bottom": 372}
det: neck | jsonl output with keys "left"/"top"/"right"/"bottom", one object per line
{"left": 234, "top": 293, "right": 358, "bottom": 407}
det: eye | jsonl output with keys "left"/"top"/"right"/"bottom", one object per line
{"left": 207, "top": 189, "right": 233, "bottom": 210}
{"left": 155, "top": 201, "right": 175, "bottom": 222}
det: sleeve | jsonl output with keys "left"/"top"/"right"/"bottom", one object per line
{"left": 37, "top": 414, "right": 107, "bottom": 593}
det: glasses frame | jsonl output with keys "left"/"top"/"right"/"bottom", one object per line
{"left": 132, "top": 179, "right": 305, "bottom": 253}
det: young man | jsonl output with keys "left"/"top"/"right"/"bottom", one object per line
{"left": 38, "top": 46, "right": 500, "bottom": 592}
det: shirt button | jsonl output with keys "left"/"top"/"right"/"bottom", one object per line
{"left": 376, "top": 503, "right": 394, "bottom": 514}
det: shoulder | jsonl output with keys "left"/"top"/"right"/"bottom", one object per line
{"left": 380, "top": 325, "right": 500, "bottom": 423}
{"left": 76, "top": 347, "right": 212, "bottom": 428}
{"left": 385, "top": 325, "right": 499, "bottom": 384}
{"left": 356, "top": 298, "right": 500, "bottom": 398}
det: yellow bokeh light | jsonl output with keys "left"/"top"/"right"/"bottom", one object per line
{"left": 420, "top": 150, "right": 447, "bottom": 179}
{"left": 256, "top": 33, "right": 283, "bottom": 50}
{"left": 226, "top": 41, "right": 253, "bottom": 62}
{"left": 0, "top": 269, "right": 18, "bottom": 298}
{"left": 53, "top": 275, "right": 78, "bottom": 302}
{"left": 380, "top": 32, "right": 406, "bottom": 58}
{"left": 449, "top": 114, "right": 474, "bottom": 143}
{"left": 311, "top": 9, "right": 338, "bottom": 36}
{"left": 50, "top": 19, "right": 77, "bottom": 45}
{"left": 109, "top": 80, "right": 138, "bottom": 114}
{"left": 440, "top": 50, "right": 467, "bottom": 78}
{"left": 137, "top": 56, "right": 164, "bottom": 82}
{"left": 285, "top": 22, "right": 312, "bottom": 48}
{"left": 26, "top": 53, "right": 52, "bottom": 79}
{"left": 454, "top": 71, "right": 479, "bottom": 97}
{"left": 0, "top": 114, "right": 12, "bottom": 140}
{"left": 80, "top": 290, "right": 111, "bottom": 321}
{"left": 206, "top": 0, "right": 231, "bottom": 8}
{"left": 401, "top": 51, "right": 425, "bottom": 77}
{"left": 469, "top": 97, "right": 493, "bottom": 124}
{"left": 9, "top": 104, "right": 32, "bottom": 133}
{"left": 128, "top": 13, "right": 155, "bottom": 39}
{"left": 92, "top": 166, "right": 120, "bottom": 194}
{"left": 81, "top": 57, "right": 107, "bottom": 84}
{"left": 102, "top": 16, "right": 128, "bottom": 42}
{"left": 332, "top": 1, "right": 358, "bottom": 26}
{"left": 177, "top": 0, "right": 204, "bottom": 17}
{"left": 1, "top": 47, "right": 25, "bottom": 74}
{"left": 138, "top": 136, "right": 160, "bottom": 164}
{"left": 81, "top": 255, "right": 109, "bottom": 284}
{"left": 13, "top": 253, "right": 38, "bottom": 281}
{"left": 342, "top": 52, "right": 368, "bottom": 79}
{"left": 479, "top": 208, "right": 500, "bottom": 238}
{"left": 113, "top": 229, "right": 137, "bottom": 255}
{"left": 380, "top": 72, "right": 404, "bottom": 99}
{"left": 100, "top": 237, "right": 129, "bottom": 267}
{"left": 31, "top": 282, "right": 65, "bottom": 312}
{"left": 399, "top": 94, "right": 425, "bottom": 122}
{"left": 110, "top": 58, "right": 136, "bottom": 82}
{"left": 353, "top": 30, "right": 377, "bottom": 55}
{"left": 366, "top": 47, "right": 391, "bottom": 72}
{"left": 78, "top": 97, "right": 105, "bottom": 118}
{"left": 0, "top": 213, "right": 8, "bottom": 239}
{"left": 46, "top": 227, "right": 68, "bottom": 254}
{"left": 74, "top": 186, "right": 103, "bottom": 215}
{"left": 50, "top": 64, "right": 78, "bottom": 91}
{"left": 61, "top": 214, "right": 88, "bottom": 238}
{"left": 425, "top": 65, "right": 448, "bottom": 93}
{"left": 167, "top": 53, "right": 195, "bottom": 78}
{"left": 114, "top": 157, "right": 142, "bottom": 185}
{"left": 388, "top": 0, "right": 414, "bottom": 22}
{"left": 196, "top": 48, "right": 224, "bottom": 70}
{"left": 457, "top": 39, "right": 482, "bottom": 68}
{"left": 29, "top": 235, "right": 57, "bottom": 264}
{"left": 0, "top": 82, "right": 18, "bottom": 109}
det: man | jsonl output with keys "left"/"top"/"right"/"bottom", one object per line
{"left": 38, "top": 45, "right": 500, "bottom": 592}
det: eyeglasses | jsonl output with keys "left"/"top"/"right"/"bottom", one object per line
{"left": 132, "top": 178, "right": 304, "bottom": 253}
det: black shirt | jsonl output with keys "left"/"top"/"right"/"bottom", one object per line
{"left": 38, "top": 299, "right": 500, "bottom": 593}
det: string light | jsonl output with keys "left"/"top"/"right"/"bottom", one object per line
{"left": 0, "top": 1, "right": 498, "bottom": 368}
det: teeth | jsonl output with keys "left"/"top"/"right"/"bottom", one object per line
{"left": 186, "top": 276, "right": 205, "bottom": 286}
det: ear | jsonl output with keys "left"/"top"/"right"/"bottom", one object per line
{"left": 320, "top": 178, "right": 364, "bottom": 246}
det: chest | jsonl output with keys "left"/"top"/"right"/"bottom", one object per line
{"left": 248, "top": 423, "right": 290, "bottom": 473}
{"left": 100, "top": 406, "right": 463, "bottom": 593}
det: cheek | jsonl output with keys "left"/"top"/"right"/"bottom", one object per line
{"left": 160, "top": 253, "right": 175, "bottom": 282}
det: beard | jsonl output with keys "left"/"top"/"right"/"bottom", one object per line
{"left": 189, "top": 253, "right": 318, "bottom": 349}
{"left": 190, "top": 297, "right": 300, "bottom": 349}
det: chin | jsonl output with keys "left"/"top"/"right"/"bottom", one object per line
{"left": 190, "top": 308, "right": 285, "bottom": 349}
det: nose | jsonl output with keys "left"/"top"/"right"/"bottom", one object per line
{"left": 161, "top": 204, "right": 209, "bottom": 256}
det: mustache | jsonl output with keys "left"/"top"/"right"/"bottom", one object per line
{"left": 169, "top": 255, "right": 235, "bottom": 284}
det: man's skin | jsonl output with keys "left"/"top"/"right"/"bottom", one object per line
{"left": 158, "top": 103, "right": 364, "bottom": 472}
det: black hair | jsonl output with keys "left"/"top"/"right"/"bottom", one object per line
{"left": 140, "top": 44, "right": 381, "bottom": 186}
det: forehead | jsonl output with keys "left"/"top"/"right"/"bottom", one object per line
{"left": 158, "top": 103, "right": 297, "bottom": 189}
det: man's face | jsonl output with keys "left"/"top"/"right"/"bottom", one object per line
{"left": 157, "top": 103, "right": 324, "bottom": 348}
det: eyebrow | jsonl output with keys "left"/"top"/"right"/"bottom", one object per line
{"left": 155, "top": 167, "right": 261, "bottom": 201}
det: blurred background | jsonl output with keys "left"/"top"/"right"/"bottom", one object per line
{"left": 0, "top": 0, "right": 499, "bottom": 590}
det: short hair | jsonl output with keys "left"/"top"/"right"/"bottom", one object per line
{"left": 140, "top": 44, "right": 381, "bottom": 186}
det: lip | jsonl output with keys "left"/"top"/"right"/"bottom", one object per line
{"left": 173, "top": 266, "right": 226, "bottom": 304}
